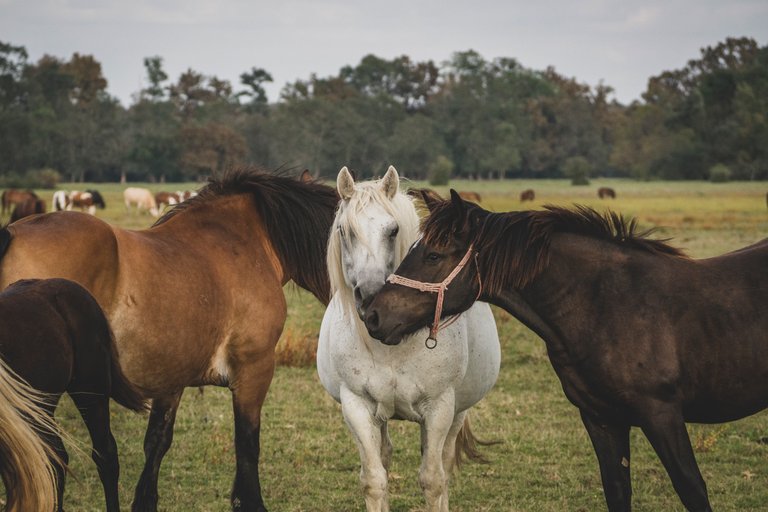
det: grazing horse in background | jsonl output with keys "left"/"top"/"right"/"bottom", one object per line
{"left": 1, "top": 189, "right": 37, "bottom": 217}
{"left": 520, "top": 189, "right": 535, "bottom": 202}
{"left": 457, "top": 190, "right": 481, "bottom": 203}
{"left": 52, "top": 190, "right": 71, "bottom": 211}
{"left": 10, "top": 198, "right": 46, "bottom": 223}
{"left": 124, "top": 187, "right": 160, "bottom": 217}
{"left": 598, "top": 187, "right": 616, "bottom": 199}
{"left": 155, "top": 191, "right": 181, "bottom": 211}
{"left": 0, "top": 358, "right": 59, "bottom": 512}
{"left": 0, "top": 168, "right": 338, "bottom": 511}
{"left": 365, "top": 191, "right": 768, "bottom": 512}
{"left": 70, "top": 190, "right": 106, "bottom": 214}
{"left": 0, "top": 278, "right": 146, "bottom": 512}
{"left": 319, "top": 167, "right": 500, "bottom": 512}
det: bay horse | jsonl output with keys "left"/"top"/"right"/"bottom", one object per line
{"left": 520, "top": 189, "right": 535, "bottom": 202}
{"left": 0, "top": 278, "right": 146, "bottom": 511}
{"left": 1, "top": 189, "right": 37, "bottom": 217}
{"left": 598, "top": 187, "right": 616, "bottom": 199}
{"left": 10, "top": 198, "right": 46, "bottom": 223}
{"left": 365, "top": 190, "right": 768, "bottom": 512}
{"left": 318, "top": 167, "right": 500, "bottom": 512}
{"left": 0, "top": 168, "right": 338, "bottom": 511}
{"left": 0, "top": 358, "right": 59, "bottom": 512}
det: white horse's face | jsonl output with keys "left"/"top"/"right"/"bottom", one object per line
{"left": 338, "top": 201, "right": 400, "bottom": 318}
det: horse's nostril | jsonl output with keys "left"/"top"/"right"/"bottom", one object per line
{"left": 365, "top": 309, "right": 379, "bottom": 331}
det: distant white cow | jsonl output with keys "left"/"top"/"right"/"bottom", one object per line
{"left": 123, "top": 187, "right": 159, "bottom": 217}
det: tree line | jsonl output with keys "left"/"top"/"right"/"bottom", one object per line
{"left": 0, "top": 36, "right": 765, "bottom": 185}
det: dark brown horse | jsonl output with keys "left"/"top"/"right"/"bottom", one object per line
{"left": 0, "top": 168, "right": 338, "bottom": 511}
{"left": 0, "top": 278, "right": 146, "bottom": 511}
{"left": 520, "top": 189, "right": 535, "bottom": 202}
{"left": 598, "top": 187, "right": 616, "bottom": 199}
{"left": 10, "top": 198, "right": 46, "bottom": 223}
{"left": 365, "top": 190, "right": 768, "bottom": 512}
{"left": 2, "top": 189, "right": 38, "bottom": 216}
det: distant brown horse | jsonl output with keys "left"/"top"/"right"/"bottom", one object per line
{"left": 457, "top": 191, "right": 481, "bottom": 203}
{"left": 71, "top": 190, "right": 106, "bottom": 214}
{"left": 154, "top": 191, "right": 181, "bottom": 211}
{"left": 0, "top": 278, "right": 146, "bottom": 511}
{"left": 10, "top": 198, "right": 46, "bottom": 223}
{"left": 598, "top": 187, "right": 616, "bottom": 199}
{"left": 0, "top": 168, "right": 338, "bottom": 511}
{"left": 366, "top": 190, "right": 768, "bottom": 512}
{"left": 1, "top": 189, "right": 37, "bottom": 216}
{"left": 520, "top": 189, "right": 535, "bottom": 202}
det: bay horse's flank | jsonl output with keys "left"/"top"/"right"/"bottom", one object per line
{"left": 0, "top": 168, "right": 339, "bottom": 511}
{"left": 0, "top": 278, "right": 146, "bottom": 511}
{"left": 366, "top": 191, "right": 767, "bottom": 511}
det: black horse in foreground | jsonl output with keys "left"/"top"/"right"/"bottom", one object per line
{"left": 0, "top": 278, "right": 146, "bottom": 511}
{"left": 365, "top": 190, "right": 768, "bottom": 512}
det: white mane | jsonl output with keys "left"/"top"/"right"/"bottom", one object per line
{"left": 327, "top": 178, "right": 420, "bottom": 320}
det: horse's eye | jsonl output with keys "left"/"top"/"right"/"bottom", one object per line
{"left": 426, "top": 252, "right": 441, "bottom": 262}
{"left": 338, "top": 226, "right": 345, "bottom": 238}
{"left": 389, "top": 226, "right": 399, "bottom": 238}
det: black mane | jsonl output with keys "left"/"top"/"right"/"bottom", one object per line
{"left": 423, "top": 201, "right": 687, "bottom": 295}
{"left": 155, "top": 167, "right": 339, "bottom": 304}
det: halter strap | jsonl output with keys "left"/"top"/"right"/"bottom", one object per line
{"left": 386, "top": 244, "right": 482, "bottom": 349}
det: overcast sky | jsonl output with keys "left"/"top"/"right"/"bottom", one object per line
{"left": 1, "top": 0, "right": 766, "bottom": 106}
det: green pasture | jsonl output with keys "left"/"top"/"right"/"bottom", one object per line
{"left": 3, "top": 179, "right": 768, "bottom": 511}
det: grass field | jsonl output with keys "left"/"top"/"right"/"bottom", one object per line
{"left": 2, "top": 178, "right": 768, "bottom": 511}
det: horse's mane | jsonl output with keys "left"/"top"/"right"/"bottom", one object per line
{"left": 327, "top": 179, "right": 420, "bottom": 318}
{"left": 155, "top": 167, "right": 339, "bottom": 304}
{"left": 422, "top": 202, "right": 688, "bottom": 296}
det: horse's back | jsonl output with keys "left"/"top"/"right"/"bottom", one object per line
{"left": 0, "top": 212, "right": 119, "bottom": 303}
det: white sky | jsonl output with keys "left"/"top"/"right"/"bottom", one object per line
{"left": 1, "top": 0, "right": 766, "bottom": 106}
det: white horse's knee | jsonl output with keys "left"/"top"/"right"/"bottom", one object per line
{"left": 419, "top": 466, "right": 447, "bottom": 500}
{"left": 360, "top": 466, "right": 388, "bottom": 506}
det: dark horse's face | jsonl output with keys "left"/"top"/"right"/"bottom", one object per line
{"left": 365, "top": 190, "right": 480, "bottom": 345}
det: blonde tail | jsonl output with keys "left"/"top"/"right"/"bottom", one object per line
{"left": 0, "top": 359, "right": 59, "bottom": 512}
{"left": 453, "top": 414, "right": 500, "bottom": 471}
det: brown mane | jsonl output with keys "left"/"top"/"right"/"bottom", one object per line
{"left": 155, "top": 167, "right": 339, "bottom": 304}
{"left": 422, "top": 202, "right": 688, "bottom": 296}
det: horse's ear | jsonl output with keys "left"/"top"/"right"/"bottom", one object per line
{"left": 337, "top": 166, "right": 355, "bottom": 200}
{"left": 417, "top": 188, "right": 443, "bottom": 212}
{"left": 449, "top": 189, "right": 468, "bottom": 229}
{"left": 381, "top": 165, "right": 399, "bottom": 199}
{"left": 299, "top": 169, "right": 312, "bottom": 183}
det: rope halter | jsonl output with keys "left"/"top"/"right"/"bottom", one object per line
{"left": 386, "top": 244, "right": 481, "bottom": 349}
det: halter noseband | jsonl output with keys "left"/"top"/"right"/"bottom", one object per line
{"left": 386, "top": 244, "right": 481, "bottom": 349}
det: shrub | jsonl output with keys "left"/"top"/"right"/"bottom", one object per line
{"left": 428, "top": 155, "right": 453, "bottom": 186}
{"left": 709, "top": 163, "right": 732, "bottom": 183}
{"left": 563, "top": 156, "right": 591, "bottom": 186}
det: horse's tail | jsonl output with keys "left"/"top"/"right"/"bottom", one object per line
{"left": 104, "top": 326, "right": 148, "bottom": 412}
{"left": 0, "top": 359, "right": 59, "bottom": 512}
{"left": 0, "top": 226, "right": 11, "bottom": 260}
{"left": 452, "top": 414, "right": 500, "bottom": 471}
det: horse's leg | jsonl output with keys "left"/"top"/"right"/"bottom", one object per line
{"left": 40, "top": 400, "right": 67, "bottom": 512}
{"left": 340, "top": 387, "right": 388, "bottom": 512}
{"left": 418, "top": 393, "right": 455, "bottom": 512}
{"left": 437, "top": 410, "right": 468, "bottom": 512}
{"left": 71, "top": 392, "right": 121, "bottom": 512}
{"left": 230, "top": 361, "right": 276, "bottom": 512}
{"left": 579, "top": 410, "right": 632, "bottom": 512}
{"left": 380, "top": 422, "right": 393, "bottom": 472}
{"left": 640, "top": 404, "right": 711, "bottom": 512}
{"left": 131, "top": 391, "right": 183, "bottom": 512}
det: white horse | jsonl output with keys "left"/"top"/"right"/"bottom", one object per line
{"left": 318, "top": 166, "right": 501, "bottom": 512}
{"left": 123, "top": 187, "right": 159, "bottom": 217}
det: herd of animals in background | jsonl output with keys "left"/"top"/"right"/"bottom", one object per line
{"left": 0, "top": 172, "right": 765, "bottom": 511}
